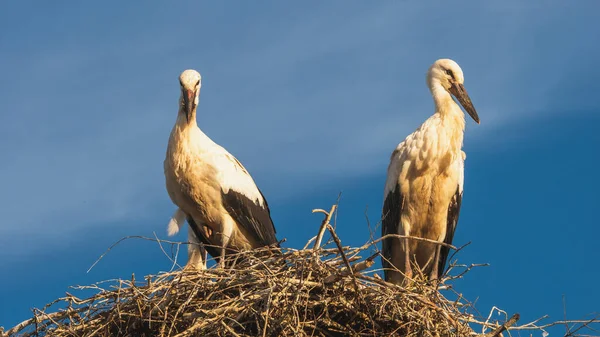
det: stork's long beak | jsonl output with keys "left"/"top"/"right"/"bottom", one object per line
{"left": 449, "top": 82, "right": 480, "bottom": 124}
{"left": 182, "top": 89, "right": 196, "bottom": 122}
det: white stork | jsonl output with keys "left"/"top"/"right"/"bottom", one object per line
{"left": 381, "top": 59, "right": 480, "bottom": 285}
{"left": 164, "top": 69, "right": 279, "bottom": 269}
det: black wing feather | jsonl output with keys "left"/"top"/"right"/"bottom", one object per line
{"left": 381, "top": 183, "right": 403, "bottom": 280}
{"left": 221, "top": 188, "right": 278, "bottom": 247}
{"left": 437, "top": 186, "right": 462, "bottom": 278}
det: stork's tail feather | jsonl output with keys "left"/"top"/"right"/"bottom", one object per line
{"left": 167, "top": 208, "right": 187, "bottom": 236}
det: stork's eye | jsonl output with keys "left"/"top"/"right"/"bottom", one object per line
{"left": 196, "top": 79, "right": 200, "bottom": 86}
{"left": 445, "top": 69, "right": 455, "bottom": 79}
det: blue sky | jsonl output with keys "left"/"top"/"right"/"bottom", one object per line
{"left": 1, "top": 1, "right": 599, "bottom": 334}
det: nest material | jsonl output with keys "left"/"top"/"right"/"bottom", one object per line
{"left": 4, "top": 243, "right": 480, "bottom": 337}
{"left": 4, "top": 207, "right": 598, "bottom": 337}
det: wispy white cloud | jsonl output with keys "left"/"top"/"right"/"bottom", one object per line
{"left": 0, "top": 1, "right": 598, "bottom": 257}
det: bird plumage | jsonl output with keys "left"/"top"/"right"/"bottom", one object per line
{"left": 167, "top": 208, "right": 186, "bottom": 237}
{"left": 164, "top": 69, "right": 278, "bottom": 269}
{"left": 381, "top": 59, "right": 478, "bottom": 285}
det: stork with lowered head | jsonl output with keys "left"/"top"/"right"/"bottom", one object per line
{"left": 164, "top": 69, "right": 279, "bottom": 269}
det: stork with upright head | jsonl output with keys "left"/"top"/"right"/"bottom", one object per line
{"left": 381, "top": 59, "right": 480, "bottom": 285}
{"left": 164, "top": 69, "right": 279, "bottom": 269}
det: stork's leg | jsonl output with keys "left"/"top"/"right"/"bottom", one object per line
{"left": 403, "top": 237, "right": 413, "bottom": 281}
{"left": 219, "top": 245, "right": 226, "bottom": 269}
{"left": 429, "top": 245, "right": 442, "bottom": 281}
{"left": 217, "top": 219, "right": 234, "bottom": 269}
{"left": 214, "top": 230, "right": 227, "bottom": 269}
{"left": 186, "top": 230, "right": 206, "bottom": 270}
{"left": 201, "top": 247, "right": 208, "bottom": 269}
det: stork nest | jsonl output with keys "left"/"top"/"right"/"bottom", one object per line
{"left": 3, "top": 207, "right": 599, "bottom": 337}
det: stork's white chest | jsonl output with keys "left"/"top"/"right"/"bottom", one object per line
{"left": 167, "top": 131, "right": 202, "bottom": 175}
{"left": 385, "top": 112, "right": 466, "bottom": 240}
{"left": 403, "top": 113, "right": 464, "bottom": 173}
{"left": 164, "top": 125, "right": 222, "bottom": 218}
{"left": 166, "top": 128, "right": 203, "bottom": 178}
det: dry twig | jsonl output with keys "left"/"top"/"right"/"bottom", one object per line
{"left": 3, "top": 204, "right": 599, "bottom": 337}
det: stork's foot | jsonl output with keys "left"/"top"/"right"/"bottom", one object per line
{"left": 430, "top": 264, "right": 444, "bottom": 282}
{"left": 183, "top": 262, "right": 200, "bottom": 271}
{"left": 185, "top": 247, "right": 207, "bottom": 271}
{"left": 185, "top": 261, "right": 207, "bottom": 271}
{"left": 402, "top": 265, "right": 414, "bottom": 286}
{"left": 218, "top": 259, "right": 226, "bottom": 269}
{"left": 429, "top": 246, "right": 442, "bottom": 282}
{"left": 430, "top": 263, "right": 439, "bottom": 281}
{"left": 218, "top": 248, "right": 227, "bottom": 269}
{"left": 402, "top": 239, "right": 413, "bottom": 285}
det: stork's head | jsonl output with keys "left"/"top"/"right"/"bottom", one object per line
{"left": 178, "top": 69, "right": 202, "bottom": 122}
{"left": 427, "top": 59, "right": 480, "bottom": 124}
